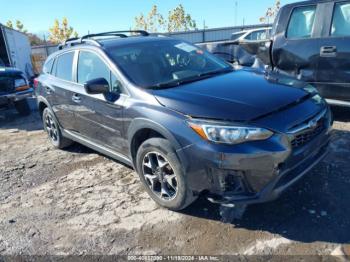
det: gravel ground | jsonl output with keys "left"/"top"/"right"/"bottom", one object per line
{"left": 0, "top": 104, "right": 349, "bottom": 259}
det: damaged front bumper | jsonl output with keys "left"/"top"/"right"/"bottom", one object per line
{"left": 180, "top": 109, "right": 332, "bottom": 206}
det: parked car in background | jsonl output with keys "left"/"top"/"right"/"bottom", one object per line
{"left": 231, "top": 27, "right": 272, "bottom": 42}
{"left": 0, "top": 66, "right": 33, "bottom": 116}
{"left": 240, "top": 0, "right": 350, "bottom": 107}
{"left": 197, "top": 27, "right": 271, "bottom": 66}
{"left": 35, "top": 31, "right": 332, "bottom": 210}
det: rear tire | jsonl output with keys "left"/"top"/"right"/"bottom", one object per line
{"left": 42, "top": 107, "right": 73, "bottom": 149}
{"left": 14, "top": 99, "right": 30, "bottom": 116}
{"left": 136, "top": 138, "right": 197, "bottom": 211}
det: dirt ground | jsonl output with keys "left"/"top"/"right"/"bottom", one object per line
{"left": 0, "top": 103, "right": 350, "bottom": 259}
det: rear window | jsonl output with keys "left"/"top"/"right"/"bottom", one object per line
{"left": 55, "top": 52, "right": 74, "bottom": 81}
{"left": 331, "top": 2, "right": 350, "bottom": 36}
{"left": 287, "top": 5, "right": 317, "bottom": 39}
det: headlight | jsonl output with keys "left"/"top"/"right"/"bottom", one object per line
{"left": 188, "top": 120, "right": 273, "bottom": 145}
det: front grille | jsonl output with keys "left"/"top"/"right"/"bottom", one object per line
{"left": 291, "top": 118, "right": 325, "bottom": 148}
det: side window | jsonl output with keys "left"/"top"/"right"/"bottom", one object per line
{"left": 331, "top": 2, "right": 350, "bottom": 36}
{"left": 55, "top": 52, "right": 74, "bottom": 81}
{"left": 77, "top": 51, "right": 110, "bottom": 85}
{"left": 43, "top": 58, "right": 54, "bottom": 74}
{"left": 245, "top": 30, "right": 268, "bottom": 41}
{"left": 287, "top": 5, "right": 317, "bottom": 39}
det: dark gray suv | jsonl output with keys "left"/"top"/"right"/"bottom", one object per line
{"left": 35, "top": 31, "right": 332, "bottom": 210}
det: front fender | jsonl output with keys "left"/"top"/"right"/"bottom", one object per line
{"left": 127, "top": 117, "right": 189, "bottom": 170}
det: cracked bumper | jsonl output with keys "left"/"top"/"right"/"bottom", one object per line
{"left": 180, "top": 112, "right": 332, "bottom": 205}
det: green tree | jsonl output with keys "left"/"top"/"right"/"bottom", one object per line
{"left": 6, "top": 19, "right": 28, "bottom": 33}
{"left": 134, "top": 4, "right": 196, "bottom": 33}
{"left": 6, "top": 20, "right": 13, "bottom": 29}
{"left": 4, "top": 20, "right": 44, "bottom": 46}
{"left": 15, "top": 20, "right": 27, "bottom": 33}
{"left": 260, "top": 0, "right": 281, "bottom": 24}
{"left": 167, "top": 4, "right": 196, "bottom": 32}
{"left": 49, "top": 18, "right": 79, "bottom": 44}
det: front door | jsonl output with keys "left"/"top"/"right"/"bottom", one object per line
{"left": 272, "top": 3, "right": 321, "bottom": 83}
{"left": 316, "top": 1, "right": 350, "bottom": 103}
{"left": 73, "top": 50, "right": 127, "bottom": 154}
{"left": 49, "top": 51, "right": 77, "bottom": 132}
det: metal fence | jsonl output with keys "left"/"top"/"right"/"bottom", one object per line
{"left": 164, "top": 24, "right": 270, "bottom": 43}
{"left": 31, "top": 24, "right": 270, "bottom": 74}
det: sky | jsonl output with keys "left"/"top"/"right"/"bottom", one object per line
{"left": 0, "top": 0, "right": 297, "bottom": 37}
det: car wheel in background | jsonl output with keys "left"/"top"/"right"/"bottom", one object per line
{"left": 136, "top": 138, "right": 197, "bottom": 211}
{"left": 42, "top": 107, "right": 73, "bottom": 149}
{"left": 14, "top": 99, "right": 31, "bottom": 116}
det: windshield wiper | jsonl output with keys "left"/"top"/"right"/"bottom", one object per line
{"left": 197, "top": 67, "right": 233, "bottom": 78}
{"left": 149, "top": 67, "right": 233, "bottom": 89}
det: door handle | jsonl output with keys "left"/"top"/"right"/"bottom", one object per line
{"left": 72, "top": 94, "right": 81, "bottom": 103}
{"left": 320, "top": 46, "right": 337, "bottom": 57}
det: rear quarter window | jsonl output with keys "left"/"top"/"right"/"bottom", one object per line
{"left": 331, "top": 1, "right": 350, "bottom": 36}
{"left": 43, "top": 58, "right": 54, "bottom": 74}
{"left": 286, "top": 5, "right": 317, "bottom": 39}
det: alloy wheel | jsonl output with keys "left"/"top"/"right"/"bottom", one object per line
{"left": 45, "top": 113, "right": 58, "bottom": 142}
{"left": 142, "top": 151, "right": 178, "bottom": 201}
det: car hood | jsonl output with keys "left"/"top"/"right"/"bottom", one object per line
{"left": 151, "top": 69, "right": 310, "bottom": 122}
{"left": 0, "top": 67, "right": 23, "bottom": 77}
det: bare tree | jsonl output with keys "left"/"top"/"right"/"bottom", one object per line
{"left": 260, "top": 0, "right": 281, "bottom": 24}
{"left": 134, "top": 4, "right": 197, "bottom": 33}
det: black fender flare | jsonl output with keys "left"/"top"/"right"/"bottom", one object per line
{"left": 36, "top": 96, "right": 62, "bottom": 127}
{"left": 127, "top": 118, "right": 188, "bottom": 168}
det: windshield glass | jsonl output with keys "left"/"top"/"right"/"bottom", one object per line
{"left": 231, "top": 32, "right": 245, "bottom": 41}
{"left": 107, "top": 39, "right": 231, "bottom": 88}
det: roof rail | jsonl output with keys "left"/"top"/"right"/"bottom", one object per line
{"left": 58, "top": 30, "right": 150, "bottom": 50}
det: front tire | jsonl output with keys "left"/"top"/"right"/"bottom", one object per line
{"left": 42, "top": 107, "right": 73, "bottom": 149}
{"left": 136, "top": 138, "right": 197, "bottom": 211}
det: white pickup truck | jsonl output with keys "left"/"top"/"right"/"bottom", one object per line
{"left": 0, "top": 24, "right": 33, "bottom": 79}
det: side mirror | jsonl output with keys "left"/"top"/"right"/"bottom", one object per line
{"left": 84, "top": 78, "right": 109, "bottom": 95}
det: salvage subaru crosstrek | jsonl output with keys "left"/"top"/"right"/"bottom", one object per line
{"left": 34, "top": 31, "right": 332, "bottom": 210}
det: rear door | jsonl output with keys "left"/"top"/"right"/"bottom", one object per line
{"left": 316, "top": 0, "right": 350, "bottom": 103}
{"left": 73, "top": 49, "right": 127, "bottom": 154}
{"left": 48, "top": 51, "right": 78, "bottom": 131}
{"left": 272, "top": 3, "right": 321, "bottom": 83}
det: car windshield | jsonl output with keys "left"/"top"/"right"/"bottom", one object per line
{"left": 231, "top": 32, "right": 245, "bottom": 41}
{"left": 107, "top": 39, "right": 232, "bottom": 88}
